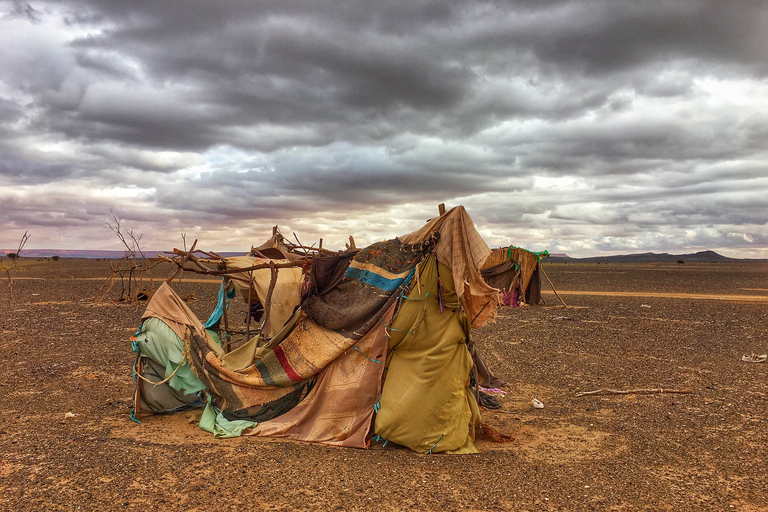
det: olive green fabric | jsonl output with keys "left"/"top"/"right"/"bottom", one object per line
{"left": 374, "top": 255, "right": 480, "bottom": 454}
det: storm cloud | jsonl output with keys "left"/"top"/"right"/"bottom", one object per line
{"left": 1, "top": 0, "right": 766, "bottom": 256}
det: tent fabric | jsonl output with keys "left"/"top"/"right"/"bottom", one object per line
{"left": 399, "top": 206, "right": 499, "bottom": 328}
{"left": 374, "top": 255, "right": 480, "bottom": 454}
{"left": 219, "top": 310, "right": 304, "bottom": 372}
{"left": 184, "top": 239, "right": 426, "bottom": 416}
{"left": 223, "top": 256, "right": 304, "bottom": 339}
{"left": 301, "top": 238, "right": 426, "bottom": 338}
{"left": 202, "top": 280, "right": 236, "bottom": 329}
{"left": 481, "top": 247, "right": 545, "bottom": 305}
{"left": 184, "top": 324, "right": 316, "bottom": 411}
{"left": 252, "top": 233, "right": 305, "bottom": 261}
{"left": 136, "top": 357, "right": 206, "bottom": 414}
{"left": 200, "top": 396, "right": 257, "bottom": 438}
{"left": 248, "top": 302, "right": 395, "bottom": 447}
{"left": 309, "top": 250, "right": 359, "bottom": 296}
{"left": 133, "top": 205, "right": 504, "bottom": 453}
{"left": 142, "top": 282, "right": 224, "bottom": 357}
{"left": 133, "top": 316, "right": 207, "bottom": 394}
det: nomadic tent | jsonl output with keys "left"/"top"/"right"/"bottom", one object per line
{"left": 131, "top": 206, "right": 501, "bottom": 453}
{"left": 480, "top": 246, "right": 549, "bottom": 306}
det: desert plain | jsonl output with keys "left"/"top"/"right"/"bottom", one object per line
{"left": 1, "top": 258, "right": 767, "bottom": 511}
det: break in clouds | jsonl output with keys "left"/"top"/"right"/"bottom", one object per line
{"left": 1, "top": 0, "right": 767, "bottom": 257}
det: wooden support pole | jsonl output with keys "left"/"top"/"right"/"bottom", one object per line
{"left": 166, "top": 240, "right": 198, "bottom": 283}
{"left": 470, "top": 340, "right": 479, "bottom": 443}
{"left": 222, "top": 280, "right": 230, "bottom": 350}
{"left": 161, "top": 257, "right": 305, "bottom": 277}
{"left": 260, "top": 262, "right": 279, "bottom": 336}
{"left": 540, "top": 263, "right": 567, "bottom": 308}
{"left": 438, "top": 203, "right": 446, "bottom": 216}
{"left": 246, "top": 270, "right": 253, "bottom": 341}
{"left": 132, "top": 356, "right": 144, "bottom": 421}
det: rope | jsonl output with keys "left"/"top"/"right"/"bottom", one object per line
{"left": 129, "top": 352, "right": 142, "bottom": 424}
{"left": 378, "top": 317, "right": 415, "bottom": 336}
{"left": 132, "top": 353, "right": 187, "bottom": 387}
{"left": 353, "top": 346, "right": 381, "bottom": 364}
{"left": 371, "top": 433, "right": 388, "bottom": 447}
{"left": 399, "top": 292, "right": 429, "bottom": 301}
{"left": 428, "top": 433, "right": 444, "bottom": 454}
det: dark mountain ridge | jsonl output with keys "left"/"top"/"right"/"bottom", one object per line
{"left": 548, "top": 250, "right": 763, "bottom": 263}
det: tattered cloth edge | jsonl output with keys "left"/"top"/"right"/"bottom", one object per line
{"left": 398, "top": 205, "right": 499, "bottom": 328}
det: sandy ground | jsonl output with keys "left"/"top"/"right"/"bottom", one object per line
{"left": 1, "top": 259, "right": 767, "bottom": 511}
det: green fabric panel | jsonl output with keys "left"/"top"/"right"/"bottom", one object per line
{"left": 375, "top": 255, "right": 479, "bottom": 454}
{"left": 199, "top": 397, "right": 257, "bottom": 438}
{"left": 135, "top": 317, "right": 207, "bottom": 394}
{"left": 207, "top": 329, "right": 221, "bottom": 347}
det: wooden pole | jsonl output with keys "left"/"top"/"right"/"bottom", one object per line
{"left": 246, "top": 270, "right": 253, "bottom": 341}
{"left": 438, "top": 203, "right": 446, "bottom": 216}
{"left": 540, "top": 263, "right": 567, "bottom": 308}
{"left": 222, "top": 280, "right": 230, "bottom": 351}
{"left": 260, "top": 262, "right": 279, "bottom": 336}
{"left": 470, "top": 340, "right": 479, "bottom": 442}
{"left": 166, "top": 240, "right": 198, "bottom": 283}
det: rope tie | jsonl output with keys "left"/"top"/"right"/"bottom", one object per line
{"left": 428, "top": 433, "right": 445, "bottom": 454}
{"left": 371, "top": 433, "right": 388, "bottom": 447}
{"left": 353, "top": 346, "right": 381, "bottom": 364}
{"left": 132, "top": 353, "right": 187, "bottom": 387}
{"left": 399, "top": 292, "right": 429, "bottom": 301}
{"left": 378, "top": 317, "right": 415, "bottom": 336}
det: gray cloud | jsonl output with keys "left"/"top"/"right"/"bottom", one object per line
{"left": 0, "top": 1, "right": 766, "bottom": 257}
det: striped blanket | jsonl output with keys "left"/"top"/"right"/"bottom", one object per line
{"left": 302, "top": 238, "right": 428, "bottom": 338}
{"left": 185, "top": 237, "right": 430, "bottom": 416}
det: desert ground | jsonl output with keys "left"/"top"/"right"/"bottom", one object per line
{"left": 1, "top": 258, "right": 767, "bottom": 511}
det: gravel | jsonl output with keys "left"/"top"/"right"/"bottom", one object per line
{"left": 1, "top": 259, "right": 766, "bottom": 511}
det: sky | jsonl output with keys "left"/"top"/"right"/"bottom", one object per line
{"left": 1, "top": 0, "right": 767, "bottom": 258}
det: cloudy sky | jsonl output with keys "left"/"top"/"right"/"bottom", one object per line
{"left": 1, "top": 1, "right": 767, "bottom": 257}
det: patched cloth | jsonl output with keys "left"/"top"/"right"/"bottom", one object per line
{"left": 302, "top": 238, "right": 429, "bottom": 339}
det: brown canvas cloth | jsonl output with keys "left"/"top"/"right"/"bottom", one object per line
{"left": 253, "top": 234, "right": 305, "bottom": 261}
{"left": 142, "top": 282, "right": 224, "bottom": 357}
{"left": 248, "top": 303, "right": 395, "bottom": 447}
{"left": 482, "top": 247, "right": 543, "bottom": 304}
{"left": 223, "top": 256, "right": 304, "bottom": 339}
{"left": 399, "top": 205, "right": 499, "bottom": 328}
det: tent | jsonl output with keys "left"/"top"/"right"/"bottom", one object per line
{"left": 480, "top": 246, "right": 549, "bottom": 306}
{"left": 131, "top": 206, "right": 501, "bottom": 453}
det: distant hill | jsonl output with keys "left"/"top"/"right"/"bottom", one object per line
{"left": 547, "top": 250, "right": 760, "bottom": 263}
{"left": 0, "top": 249, "right": 247, "bottom": 259}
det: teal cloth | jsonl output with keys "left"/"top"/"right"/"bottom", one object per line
{"left": 134, "top": 317, "right": 207, "bottom": 394}
{"left": 199, "top": 397, "right": 257, "bottom": 438}
{"left": 203, "top": 280, "right": 236, "bottom": 329}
